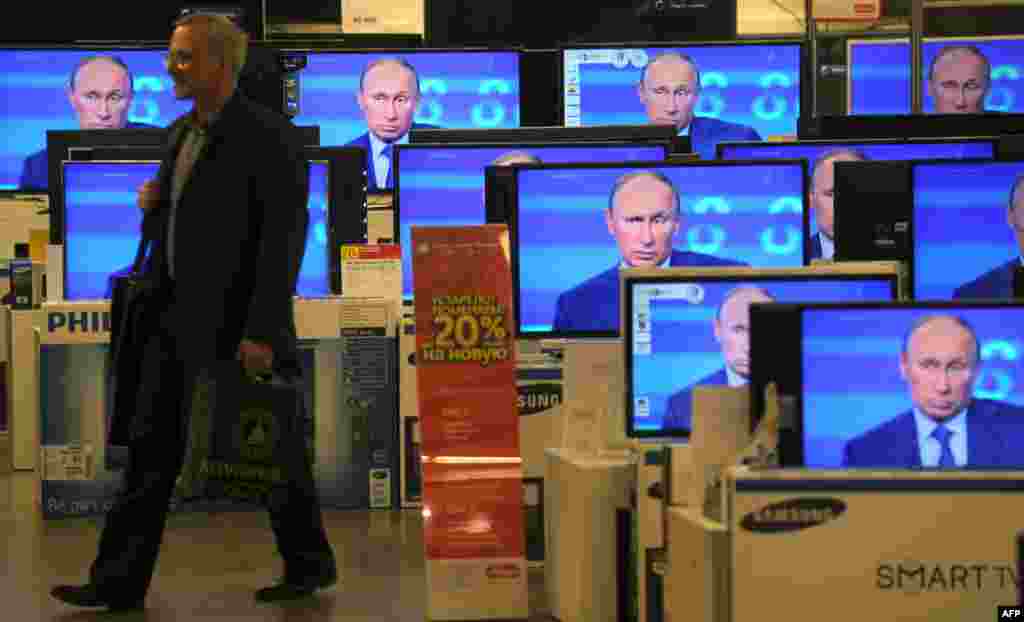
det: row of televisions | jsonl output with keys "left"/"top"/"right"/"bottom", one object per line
{"left": 6, "top": 36, "right": 1024, "bottom": 189}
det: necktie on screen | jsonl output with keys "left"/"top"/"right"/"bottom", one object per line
{"left": 931, "top": 423, "right": 957, "bottom": 468}
{"left": 382, "top": 143, "right": 393, "bottom": 189}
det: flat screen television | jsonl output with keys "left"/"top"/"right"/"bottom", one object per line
{"left": 750, "top": 300, "right": 1024, "bottom": 469}
{"left": 488, "top": 159, "right": 809, "bottom": 339}
{"left": 717, "top": 137, "right": 996, "bottom": 262}
{"left": 562, "top": 41, "right": 804, "bottom": 158}
{"left": 285, "top": 48, "right": 521, "bottom": 190}
{"left": 846, "top": 35, "right": 1024, "bottom": 115}
{"left": 393, "top": 140, "right": 671, "bottom": 300}
{"left": 911, "top": 158, "right": 1024, "bottom": 301}
{"left": 625, "top": 263, "right": 901, "bottom": 439}
{"left": 0, "top": 46, "right": 189, "bottom": 193}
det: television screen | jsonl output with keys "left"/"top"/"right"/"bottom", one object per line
{"left": 847, "top": 36, "right": 1024, "bottom": 115}
{"left": 298, "top": 160, "right": 330, "bottom": 297}
{"left": 0, "top": 47, "right": 189, "bottom": 191}
{"left": 563, "top": 42, "right": 803, "bottom": 158}
{"left": 395, "top": 141, "right": 669, "bottom": 299}
{"left": 64, "top": 160, "right": 334, "bottom": 299}
{"left": 63, "top": 160, "right": 157, "bottom": 299}
{"left": 913, "top": 159, "right": 1024, "bottom": 300}
{"left": 717, "top": 138, "right": 996, "bottom": 261}
{"left": 288, "top": 49, "right": 521, "bottom": 190}
{"left": 800, "top": 303, "right": 1024, "bottom": 468}
{"left": 511, "top": 160, "right": 807, "bottom": 338}
{"left": 626, "top": 269, "right": 898, "bottom": 438}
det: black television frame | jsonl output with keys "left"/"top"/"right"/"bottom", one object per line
{"left": 558, "top": 39, "right": 809, "bottom": 139}
{"left": 749, "top": 299, "right": 1024, "bottom": 468}
{"left": 485, "top": 157, "right": 810, "bottom": 340}
{"left": 799, "top": 113, "right": 1024, "bottom": 140}
{"left": 410, "top": 125, "right": 690, "bottom": 155}
{"left": 392, "top": 140, "right": 673, "bottom": 283}
{"left": 302, "top": 146, "right": 368, "bottom": 295}
{"left": 624, "top": 267, "right": 900, "bottom": 440}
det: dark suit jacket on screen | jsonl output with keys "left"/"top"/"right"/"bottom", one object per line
{"left": 18, "top": 121, "right": 158, "bottom": 190}
{"left": 552, "top": 250, "right": 747, "bottom": 332}
{"left": 841, "top": 398, "right": 1024, "bottom": 468}
{"left": 690, "top": 116, "right": 762, "bottom": 160}
{"left": 663, "top": 367, "right": 731, "bottom": 432}
{"left": 953, "top": 259, "right": 1017, "bottom": 300}
{"left": 808, "top": 232, "right": 824, "bottom": 262}
{"left": 345, "top": 123, "right": 439, "bottom": 191}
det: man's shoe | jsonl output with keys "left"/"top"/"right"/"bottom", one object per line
{"left": 254, "top": 570, "right": 337, "bottom": 603}
{"left": 51, "top": 584, "right": 144, "bottom": 611}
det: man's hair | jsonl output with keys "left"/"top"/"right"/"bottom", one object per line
{"left": 1009, "top": 173, "right": 1024, "bottom": 211}
{"left": 491, "top": 151, "right": 542, "bottom": 166}
{"left": 174, "top": 12, "right": 249, "bottom": 83}
{"left": 901, "top": 314, "right": 980, "bottom": 364}
{"left": 359, "top": 57, "right": 421, "bottom": 96}
{"left": 607, "top": 170, "right": 681, "bottom": 217}
{"left": 810, "top": 148, "right": 868, "bottom": 190}
{"left": 715, "top": 285, "right": 775, "bottom": 322}
{"left": 928, "top": 44, "right": 991, "bottom": 85}
{"left": 68, "top": 55, "right": 134, "bottom": 93}
{"left": 639, "top": 52, "right": 702, "bottom": 92}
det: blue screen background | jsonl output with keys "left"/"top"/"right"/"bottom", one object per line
{"left": 291, "top": 50, "right": 520, "bottom": 147}
{"left": 298, "top": 161, "right": 330, "bottom": 297}
{"left": 396, "top": 144, "right": 667, "bottom": 298}
{"left": 0, "top": 48, "right": 189, "bottom": 190}
{"left": 517, "top": 163, "right": 806, "bottom": 334}
{"left": 848, "top": 38, "right": 1024, "bottom": 115}
{"left": 65, "top": 160, "right": 331, "bottom": 300}
{"left": 913, "top": 160, "right": 1024, "bottom": 300}
{"left": 64, "top": 161, "right": 155, "bottom": 300}
{"left": 564, "top": 44, "right": 802, "bottom": 138}
{"left": 719, "top": 140, "right": 995, "bottom": 236}
{"left": 632, "top": 278, "right": 895, "bottom": 433}
{"left": 802, "top": 306, "right": 1024, "bottom": 467}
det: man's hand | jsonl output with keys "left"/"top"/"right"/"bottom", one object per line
{"left": 238, "top": 339, "right": 274, "bottom": 379}
{"left": 137, "top": 179, "right": 160, "bottom": 212}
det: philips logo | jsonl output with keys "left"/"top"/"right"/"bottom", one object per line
{"left": 517, "top": 383, "right": 562, "bottom": 416}
{"left": 740, "top": 497, "right": 846, "bottom": 533}
{"left": 48, "top": 311, "right": 111, "bottom": 334}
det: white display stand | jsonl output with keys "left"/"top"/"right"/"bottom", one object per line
{"left": 544, "top": 448, "right": 634, "bottom": 622}
{"left": 725, "top": 467, "right": 1024, "bottom": 622}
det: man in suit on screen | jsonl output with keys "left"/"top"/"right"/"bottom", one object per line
{"left": 552, "top": 170, "right": 746, "bottom": 332}
{"left": 346, "top": 57, "right": 439, "bottom": 192}
{"left": 19, "top": 55, "right": 158, "bottom": 190}
{"left": 662, "top": 285, "right": 775, "bottom": 432}
{"left": 928, "top": 45, "right": 991, "bottom": 114}
{"left": 808, "top": 148, "right": 868, "bottom": 261}
{"left": 842, "top": 314, "right": 1024, "bottom": 468}
{"left": 636, "top": 52, "right": 762, "bottom": 160}
{"left": 953, "top": 174, "right": 1024, "bottom": 300}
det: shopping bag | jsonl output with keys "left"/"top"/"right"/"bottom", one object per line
{"left": 176, "top": 363, "right": 307, "bottom": 503}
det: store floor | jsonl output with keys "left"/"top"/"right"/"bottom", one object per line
{"left": 0, "top": 471, "right": 554, "bottom": 621}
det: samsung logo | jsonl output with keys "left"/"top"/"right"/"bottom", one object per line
{"left": 517, "top": 384, "right": 562, "bottom": 416}
{"left": 48, "top": 311, "right": 111, "bottom": 334}
{"left": 740, "top": 498, "right": 846, "bottom": 533}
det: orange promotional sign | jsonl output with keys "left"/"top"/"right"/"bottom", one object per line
{"left": 411, "top": 225, "right": 528, "bottom": 620}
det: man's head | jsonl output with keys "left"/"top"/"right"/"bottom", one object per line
{"left": 809, "top": 148, "right": 868, "bottom": 241}
{"left": 1006, "top": 174, "right": 1024, "bottom": 252}
{"left": 491, "top": 151, "right": 542, "bottom": 167}
{"left": 605, "top": 171, "right": 681, "bottom": 267}
{"left": 928, "top": 45, "right": 991, "bottom": 114}
{"left": 713, "top": 286, "right": 775, "bottom": 381}
{"left": 637, "top": 52, "right": 701, "bottom": 133}
{"left": 900, "top": 315, "right": 980, "bottom": 422}
{"left": 357, "top": 58, "right": 421, "bottom": 143}
{"left": 167, "top": 13, "right": 249, "bottom": 102}
{"left": 67, "top": 56, "right": 134, "bottom": 129}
